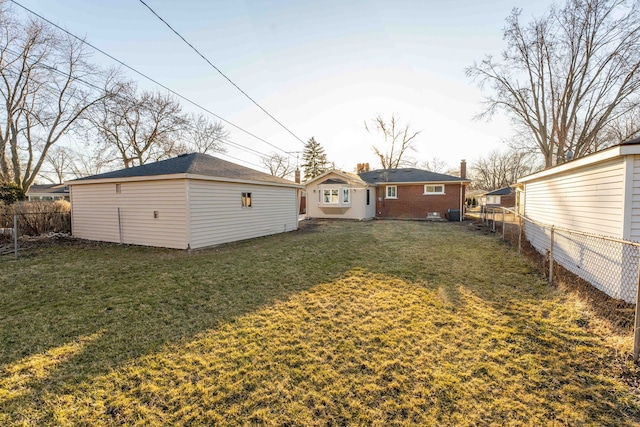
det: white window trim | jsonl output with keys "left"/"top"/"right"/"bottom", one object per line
{"left": 385, "top": 185, "right": 397, "bottom": 199}
{"left": 342, "top": 188, "right": 351, "bottom": 204}
{"left": 241, "top": 192, "right": 252, "bottom": 208}
{"left": 322, "top": 188, "right": 340, "bottom": 204}
{"left": 423, "top": 184, "right": 445, "bottom": 195}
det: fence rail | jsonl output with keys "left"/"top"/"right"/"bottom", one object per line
{"left": 478, "top": 207, "right": 640, "bottom": 362}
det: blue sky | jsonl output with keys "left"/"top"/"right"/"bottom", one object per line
{"left": 15, "top": 0, "right": 556, "bottom": 173}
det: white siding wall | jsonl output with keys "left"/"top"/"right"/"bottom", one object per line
{"left": 71, "top": 180, "right": 189, "bottom": 249}
{"left": 524, "top": 157, "right": 625, "bottom": 237}
{"left": 188, "top": 180, "right": 298, "bottom": 249}
{"left": 306, "top": 175, "right": 374, "bottom": 220}
{"left": 630, "top": 155, "right": 640, "bottom": 241}
{"left": 523, "top": 157, "right": 638, "bottom": 303}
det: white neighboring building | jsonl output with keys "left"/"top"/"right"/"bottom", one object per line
{"left": 517, "top": 137, "right": 640, "bottom": 303}
{"left": 67, "top": 153, "right": 302, "bottom": 250}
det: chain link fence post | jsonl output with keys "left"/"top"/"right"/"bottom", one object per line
{"left": 13, "top": 213, "right": 18, "bottom": 259}
{"left": 635, "top": 259, "right": 640, "bottom": 362}
{"left": 502, "top": 209, "right": 506, "bottom": 241}
{"left": 518, "top": 214, "right": 522, "bottom": 254}
{"left": 548, "top": 226, "right": 555, "bottom": 285}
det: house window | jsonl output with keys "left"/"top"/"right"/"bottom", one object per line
{"left": 323, "top": 189, "right": 339, "bottom": 204}
{"left": 342, "top": 188, "right": 350, "bottom": 204}
{"left": 366, "top": 189, "right": 370, "bottom": 205}
{"left": 241, "top": 192, "right": 252, "bottom": 207}
{"left": 115, "top": 183, "right": 121, "bottom": 194}
{"left": 385, "top": 186, "right": 397, "bottom": 199}
{"left": 424, "top": 185, "right": 444, "bottom": 194}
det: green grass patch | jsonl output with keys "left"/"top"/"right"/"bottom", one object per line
{"left": 1, "top": 220, "right": 638, "bottom": 425}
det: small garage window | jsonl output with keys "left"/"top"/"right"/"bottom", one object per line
{"left": 241, "top": 192, "right": 252, "bottom": 208}
{"left": 116, "top": 183, "right": 121, "bottom": 194}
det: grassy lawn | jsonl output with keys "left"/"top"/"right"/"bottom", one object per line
{"left": 1, "top": 220, "right": 639, "bottom": 425}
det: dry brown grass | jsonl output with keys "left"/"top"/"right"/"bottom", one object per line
{"left": 1, "top": 220, "right": 638, "bottom": 425}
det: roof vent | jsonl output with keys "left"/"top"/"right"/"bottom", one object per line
{"left": 177, "top": 153, "right": 189, "bottom": 157}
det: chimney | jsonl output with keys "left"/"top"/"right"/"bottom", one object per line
{"left": 357, "top": 163, "right": 370, "bottom": 173}
{"left": 460, "top": 159, "right": 467, "bottom": 179}
{"left": 294, "top": 168, "right": 301, "bottom": 183}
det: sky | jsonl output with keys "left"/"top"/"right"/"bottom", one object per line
{"left": 13, "top": 0, "right": 557, "bottom": 175}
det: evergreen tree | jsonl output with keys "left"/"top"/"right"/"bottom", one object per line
{"left": 301, "top": 137, "right": 329, "bottom": 180}
{"left": 0, "top": 181, "right": 26, "bottom": 204}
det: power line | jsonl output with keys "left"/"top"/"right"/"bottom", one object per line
{"left": 137, "top": 0, "right": 306, "bottom": 146}
{"left": 8, "top": 0, "right": 295, "bottom": 158}
{"left": 2, "top": 46, "right": 276, "bottom": 165}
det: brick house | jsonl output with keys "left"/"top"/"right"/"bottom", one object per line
{"left": 305, "top": 161, "right": 470, "bottom": 221}
{"left": 359, "top": 162, "right": 470, "bottom": 220}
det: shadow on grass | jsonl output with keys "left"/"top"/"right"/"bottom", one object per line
{"left": 1, "top": 220, "right": 638, "bottom": 424}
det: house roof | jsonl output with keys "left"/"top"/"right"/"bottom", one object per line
{"left": 320, "top": 178, "right": 347, "bottom": 185}
{"left": 485, "top": 187, "right": 513, "bottom": 196}
{"left": 304, "top": 170, "right": 369, "bottom": 186}
{"left": 358, "top": 168, "right": 470, "bottom": 184}
{"left": 27, "top": 184, "right": 69, "bottom": 195}
{"left": 518, "top": 138, "right": 640, "bottom": 184}
{"left": 69, "top": 153, "right": 299, "bottom": 187}
{"left": 620, "top": 135, "right": 640, "bottom": 146}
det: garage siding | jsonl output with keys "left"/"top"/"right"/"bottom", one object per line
{"left": 523, "top": 157, "right": 625, "bottom": 238}
{"left": 188, "top": 180, "right": 298, "bottom": 249}
{"left": 71, "top": 180, "right": 189, "bottom": 249}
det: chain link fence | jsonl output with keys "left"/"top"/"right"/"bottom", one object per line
{"left": 0, "top": 210, "right": 71, "bottom": 258}
{"left": 476, "top": 207, "right": 640, "bottom": 362}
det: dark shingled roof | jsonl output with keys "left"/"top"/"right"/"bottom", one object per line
{"left": 320, "top": 178, "right": 347, "bottom": 185}
{"left": 358, "top": 168, "right": 469, "bottom": 184}
{"left": 70, "top": 153, "right": 298, "bottom": 186}
{"left": 28, "top": 184, "right": 69, "bottom": 194}
{"left": 621, "top": 135, "right": 640, "bottom": 146}
{"left": 485, "top": 187, "right": 513, "bottom": 196}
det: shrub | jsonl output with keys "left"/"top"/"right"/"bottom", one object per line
{"left": 0, "top": 181, "right": 26, "bottom": 204}
{"left": 13, "top": 200, "right": 71, "bottom": 236}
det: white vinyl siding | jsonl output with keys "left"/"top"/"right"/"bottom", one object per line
{"left": 630, "top": 155, "right": 640, "bottom": 241}
{"left": 522, "top": 156, "right": 634, "bottom": 302}
{"left": 524, "top": 157, "right": 625, "bottom": 238}
{"left": 188, "top": 180, "right": 298, "bottom": 249}
{"left": 71, "top": 179, "right": 188, "bottom": 249}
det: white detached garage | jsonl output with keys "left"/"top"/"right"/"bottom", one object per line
{"left": 67, "top": 153, "right": 302, "bottom": 249}
{"left": 517, "top": 137, "right": 640, "bottom": 303}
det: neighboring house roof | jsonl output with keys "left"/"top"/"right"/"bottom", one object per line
{"left": 68, "top": 153, "right": 300, "bottom": 187}
{"left": 485, "top": 187, "right": 513, "bottom": 196}
{"left": 27, "top": 184, "right": 69, "bottom": 195}
{"left": 358, "top": 168, "right": 470, "bottom": 184}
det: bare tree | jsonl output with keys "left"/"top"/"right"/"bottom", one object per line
{"left": 68, "top": 146, "right": 111, "bottom": 178}
{"left": 184, "top": 113, "right": 228, "bottom": 155}
{"left": 470, "top": 149, "right": 542, "bottom": 190}
{"left": 89, "top": 82, "right": 188, "bottom": 168}
{"left": 42, "top": 146, "right": 74, "bottom": 183}
{"left": 365, "top": 113, "right": 421, "bottom": 169}
{"left": 262, "top": 153, "right": 295, "bottom": 179}
{"left": 421, "top": 157, "right": 449, "bottom": 173}
{"left": 0, "top": 6, "right": 110, "bottom": 191}
{"left": 467, "top": 0, "right": 640, "bottom": 167}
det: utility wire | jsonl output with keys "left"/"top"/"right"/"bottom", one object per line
{"left": 137, "top": 0, "right": 306, "bottom": 146}
{"left": 2, "top": 46, "right": 275, "bottom": 165}
{"left": 8, "top": 0, "right": 295, "bottom": 158}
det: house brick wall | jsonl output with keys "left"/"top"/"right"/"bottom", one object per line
{"left": 375, "top": 184, "right": 464, "bottom": 219}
